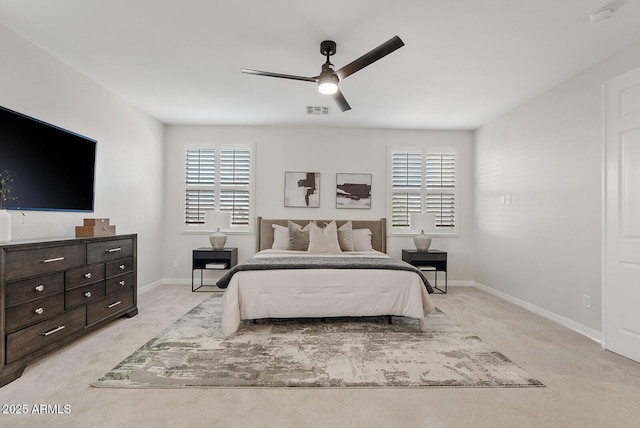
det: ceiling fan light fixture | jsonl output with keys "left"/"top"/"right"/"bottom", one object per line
{"left": 241, "top": 36, "right": 404, "bottom": 112}
{"left": 318, "top": 74, "right": 338, "bottom": 95}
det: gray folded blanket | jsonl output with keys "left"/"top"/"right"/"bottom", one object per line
{"left": 216, "top": 255, "right": 433, "bottom": 293}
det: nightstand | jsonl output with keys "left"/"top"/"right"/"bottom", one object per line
{"left": 191, "top": 247, "right": 238, "bottom": 292}
{"left": 402, "top": 249, "right": 447, "bottom": 294}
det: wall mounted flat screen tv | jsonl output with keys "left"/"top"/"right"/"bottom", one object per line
{"left": 0, "top": 105, "right": 97, "bottom": 212}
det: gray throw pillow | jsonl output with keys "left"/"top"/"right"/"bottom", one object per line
{"left": 336, "top": 221, "right": 355, "bottom": 251}
{"left": 288, "top": 220, "right": 312, "bottom": 251}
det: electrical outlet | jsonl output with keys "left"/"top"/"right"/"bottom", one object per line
{"left": 172, "top": 260, "right": 178, "bottom": 268}
{"left": 500, "top": 195, "right": 505, "bottom": 204}
{"left": 582, "top": 294, "right": 591, "bottom": 309}
{"left": 505, "top": 194, "right": 512, "bottom": 204}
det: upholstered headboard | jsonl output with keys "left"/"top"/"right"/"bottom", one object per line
{"left": 257, "top": 217, "right": 387, "bottom": 253}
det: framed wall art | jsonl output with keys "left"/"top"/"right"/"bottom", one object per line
{"left": 336, "top": 173, "right": 371, "bottom": 209}
{"left": 284, "top": 172, "right": 320, "bottom": 207}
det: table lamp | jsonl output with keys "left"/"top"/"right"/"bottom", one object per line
{"left": 410, "top": 213, "right": 437, "bottom": 251}
{"left": 205, "top": 210, "right": 231, "bottom": 249}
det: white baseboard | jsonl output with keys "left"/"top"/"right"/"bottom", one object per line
{"left": 140, "top": 277, "right": 221, "bottom": 288}
{"left": 447, "top": 280, "right": 474, "bottom": 287}
{"left": 138, "top": 278, "right": 165, "bottom": 291}
{"left": 472, "top": 281, "right": 602, "bottom": 344}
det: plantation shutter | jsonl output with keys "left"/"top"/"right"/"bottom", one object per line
{"left": 185, "top": 149, "right": 215, "bottom": 224}
{"left": 388, "top": 147, "right": 458, "bottom": 233}
{"left": 220, "top": 149, "right": 251, "bottom": 225}
{"left": 426, "top": 152, "right": 456, "bottom": 227}
{"left": 184, "top": 146, "right": 253, "bottom": 229}
{"left": 391, "top": 151, "right": 422, "bottom": 227}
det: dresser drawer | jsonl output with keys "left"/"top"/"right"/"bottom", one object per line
{"left": 65, "top": 281, "right": 106, "bottom": 309}
{"left": 4, "top": 244, "right": 86, "bottom": 282}
{"left": 105, "top": 272, "right": 135, "bottom": 295}
{"left": 106, "top": 257, "right": 134, "bottom": 278}
{"left": 65, "top": 263, "right": 105, "bottom": 289}
{"left": 5, "top": 293, "right": 65, "bottom": 332}
{"left": 5, "top": 273, "right": 65, "bottom": 307}
{"left": 87, "top": 288, "right": 134, "bottom": 325}
{"left": 6, "top": 306, "right": 86, "bottom": 364}
{"left": 87, "top": 238, "right": 134, "bottom": 264}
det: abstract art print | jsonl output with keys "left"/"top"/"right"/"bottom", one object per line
{"left": 336, "top": 173, "right": 371, "bottom": 209}
{"left": 284, "top": 172, "right": 320, "bottom": 207}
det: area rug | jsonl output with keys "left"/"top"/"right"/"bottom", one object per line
{"left": 92, "top": 294, "right": 543, "bottom": 388}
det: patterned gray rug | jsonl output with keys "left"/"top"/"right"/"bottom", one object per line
{"left": 92, "top": 294, "right": 543, "bottom": 388}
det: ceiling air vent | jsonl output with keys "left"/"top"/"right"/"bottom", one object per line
{"left": 306, "top": 106, "right": 330, "bottom": 115}
{"left": 590, "top": 7, "right": 616, "bottom": 24}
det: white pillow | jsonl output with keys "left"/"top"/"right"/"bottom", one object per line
{"left": 352, "top": 228, "right": 373, "bottom": 251}
{"left": 271, "top": 224, "right": 289, "bottom": 250}
{"left": 308, "top": 221, "right": 342, "bottom": 253}
{"left": 337, "top": 221, "right": 355, "bottom": 251}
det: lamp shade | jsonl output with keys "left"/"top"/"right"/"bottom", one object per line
{"left": 410, "top": 213, "right": 437, "bottom": 234}
{"left": 205, "top": 210, "right": 230, "bottom": 230}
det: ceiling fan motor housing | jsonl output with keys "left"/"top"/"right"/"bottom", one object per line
{"left": 320, "top": 40, "right": 337, "bottom": 56}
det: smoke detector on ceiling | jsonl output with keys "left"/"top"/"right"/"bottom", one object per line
{"left": 590, "top": 7, "right": 617, "bottom": 24}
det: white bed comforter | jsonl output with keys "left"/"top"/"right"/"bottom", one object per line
{"left": 221, "top": 249, "right": 436, "bottom": 337}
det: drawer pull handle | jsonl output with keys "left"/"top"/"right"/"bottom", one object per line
{"left": 35, "top": 285, "right": 45, "bottom": 292}
{"left": 43, "top": 257, "right": 65, "bottom": 263}
{"left": 108, "top": 301, "right": 122, "bottom": 309}
{"left": 119, "top": 264, "right": 126, "bottom": 270}
{"left": 34, "top": 307, "right": 44, "bottom": 315}
{"left": 84, "top": 272, "right": 92, "bottom": 279}
{"left": 43, "top": 325, "right": 66, "bottom": 336}
{"left": 106, "top": 247, "right": 122, "bottom": 253}
{"left": 85, "top": 291, "right": 92, "bottom": 298}
{"left": 119, "top": 280, "right": 126, "bottom": 286}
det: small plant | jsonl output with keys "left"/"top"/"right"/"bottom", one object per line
{"left": 0, "top": 170, "right": 17, "bottom": 209}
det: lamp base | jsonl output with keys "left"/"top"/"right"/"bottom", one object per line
{"left": 209, "top": 231, "right": 227, "bottom": 250}
{"left": 414, "top": 233, "right": 431, "bottom": 252}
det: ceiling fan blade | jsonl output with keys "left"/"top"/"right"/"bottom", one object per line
{"left": 331, "top": 89, "right": 351, "bottom": 112}
{"left": 336, "top": 35, "right": 404, "bottom": 80}
{"left": 240, "top": 68, "right": 316, "bottom": 83}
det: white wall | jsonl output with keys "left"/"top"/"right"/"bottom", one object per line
{"left": 473, "top": 40, "right": 640, "bottom": 336}
{"left": 0, "top": 24, "right": 166, "bottom": 288}
{"left": 163, "top": 125, "right": 474, "bottom": 284}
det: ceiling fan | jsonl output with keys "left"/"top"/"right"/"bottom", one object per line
{"left": 241, "top": 35, "right": 405, "bottom": 112}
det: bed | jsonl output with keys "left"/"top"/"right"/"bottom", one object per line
{"left": 217, "top": 218, "right": 436, "bottom": 337}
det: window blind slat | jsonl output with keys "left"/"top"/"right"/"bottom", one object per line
{"left": 426, "top": 153, "right": 455, "bottom": 188}
{"left": 391, "top": 152, "right": 422, "bottom": 188}
{"left": 426, "top": 193, "right": 455, "bottom": 227}
{"left": 391, "top": 192, "right": 421, "bottom": 227}
{"left": 185, "top": 149, "right": 215, "bottom": 185}
{"left": 184, "top": 189, "right": 215, "bottom": 224}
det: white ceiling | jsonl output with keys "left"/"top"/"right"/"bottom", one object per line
{"left": 1, "top": 0, "right": 640, "bottom": 130}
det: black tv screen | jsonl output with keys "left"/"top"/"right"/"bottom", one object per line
{"left": 0, "top": 105, "right": 97, "bottom": 212}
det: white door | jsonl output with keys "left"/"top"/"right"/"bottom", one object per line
{"left": 604, "top": 67, "right": 640, "bottom": 362}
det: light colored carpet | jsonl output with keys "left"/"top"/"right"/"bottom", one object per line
{"left": 2, "top": 285, "right": 640, "bottom": 428}
{"left": 92, "top": 294, "right": 542, "bottom": 388}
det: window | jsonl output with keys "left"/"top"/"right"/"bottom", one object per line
{"left": 183, "top": 144, "right": 254, "bottom": 233}
{"left": 388, "top": 146, "right": 458, "bottom": 234}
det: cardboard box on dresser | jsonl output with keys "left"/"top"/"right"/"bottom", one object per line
{"left": 75, "top": 218, "right": 116, "bottom": 238}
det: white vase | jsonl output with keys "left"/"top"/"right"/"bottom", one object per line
{"left": 0, "top": 209, "right": 11, "bottom": 244}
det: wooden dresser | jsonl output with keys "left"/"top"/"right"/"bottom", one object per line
{"left": 0, "top": 234, "right": 138, "bottom": 387}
